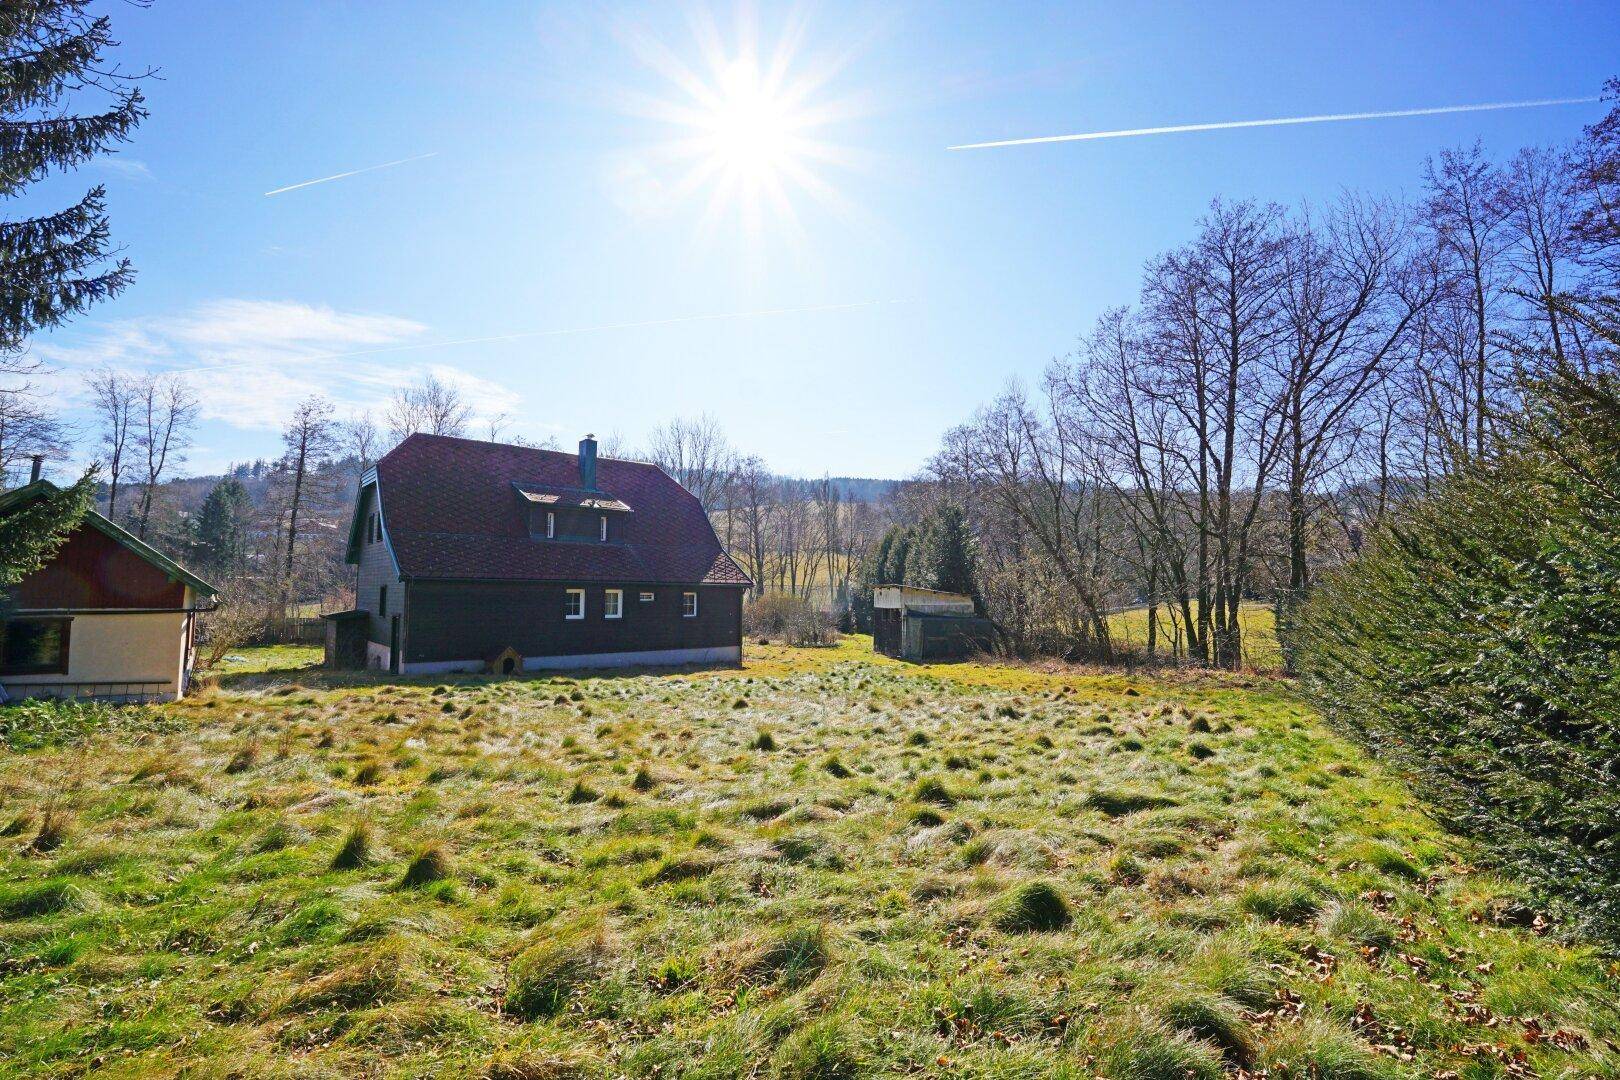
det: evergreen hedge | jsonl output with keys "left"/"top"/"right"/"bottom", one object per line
{"left": 1291, "top": 374, "right": 1620, "bottom": 940}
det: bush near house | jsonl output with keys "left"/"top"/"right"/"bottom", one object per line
{"left": 1291, "top": 372, "right": 1620, "bottom": 940}
{"left": 743, "top": 593, "right": 837, "bottom": 646}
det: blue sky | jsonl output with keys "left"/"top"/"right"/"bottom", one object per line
{"left": 23, "top": 1, "right": 1620, "bottom": 479}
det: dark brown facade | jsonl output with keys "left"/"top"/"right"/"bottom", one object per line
{"left": 402, "top": 581, "right": 742, "bottom": 667}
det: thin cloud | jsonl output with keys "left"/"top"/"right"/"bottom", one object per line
{"left": 35, "top": 300, "right": 435, "bottom": 431}
{"left": 263, "top": 152, "right": 437, "bottom": 196}
{"left": 947, "top": 96, "right": 1599, "bottom": 150}
{"left": 162, "top": 298, "right": 909, "bottom": 376}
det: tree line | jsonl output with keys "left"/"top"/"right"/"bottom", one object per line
{"left": 917, "top": 81, "right": 1620, "bottom": 669}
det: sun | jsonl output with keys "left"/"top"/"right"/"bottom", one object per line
{"left": 702, "top": 59, "right": 799, "bottom": 184}
{"left": 620, "top": 8, "right": 856, "bottom": 236}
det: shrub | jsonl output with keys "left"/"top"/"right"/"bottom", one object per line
{"left": 1290, "top": 372, "right": 1620, "bottom": 938}
{"left": 743, "top": 594, "right": 838, "bottom": 646}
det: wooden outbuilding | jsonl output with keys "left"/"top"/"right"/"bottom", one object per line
{"left": 0, "top": 472, "right": 217, "bottom": 702}
{"left": 871, "top": 586, "right": 993, "bottom": 660}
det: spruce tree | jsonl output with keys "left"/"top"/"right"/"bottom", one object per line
{"left": 0, "top": 3, "right": 145, "bottom": 589}
{"left": 3, "top": 2, "right": 146, "bottom": 357}
{"left": 190, "top": 477, "right": 251, "bottom": 579}
{"left": 920, "top": 503, "right": 978, "bottom": 600}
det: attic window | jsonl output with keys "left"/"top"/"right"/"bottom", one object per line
{"left": 599, "top": 515, "right": 608, "bottom": 542}
{"left": 546, "top": 511, "right": 555, "bottom": 539}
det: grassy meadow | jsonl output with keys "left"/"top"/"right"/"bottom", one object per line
{"left": 1107, "top": 602, "right": 1281, "bottom": 670}
{"left": 1, "top": 638, "right": 1616, "bottom": 1078}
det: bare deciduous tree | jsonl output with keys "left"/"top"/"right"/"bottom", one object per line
{"left": 274, "top": 396, "right": 338, "bottom": 606}
{"left": 86, "top": 367, "right": 136, "bottom": 518}
{"left": 133, "top": 373, "right": 197, "bottom": 540}
{"left": 340, "top": 411, "right": 379, "bottom": 481}
{"left": 646, "top": 414, "right": 736, "bottom": 516}
{"left": 386, "top": 374, "right": 470, "bottom": 445}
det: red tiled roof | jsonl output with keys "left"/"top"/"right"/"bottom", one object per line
{"left": 371, "top": 434, "right": 750, "bottom": 587}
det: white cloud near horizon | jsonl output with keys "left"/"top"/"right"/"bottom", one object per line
{"left": 34, "top": 299, "right": 513, "bottom": 435}
{"left": 947, "top": 96, "right": 1600, "bottom": 150}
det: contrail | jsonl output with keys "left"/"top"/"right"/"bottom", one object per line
{"left": 947, "top": 96, "right": 1599, "bottom": 151}
{"left": 263, "top": 152, "right": 438, "bottom": 196}
{"left": 168, "top": 299, "right": 907, "bottom": 375}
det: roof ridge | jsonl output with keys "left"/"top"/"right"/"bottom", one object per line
{"left": 385, "top": 431, "right": 663, "bottom": 470}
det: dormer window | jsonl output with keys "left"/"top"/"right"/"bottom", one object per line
{"left": 515, "top": 482, "right": 632, "bottom": 541}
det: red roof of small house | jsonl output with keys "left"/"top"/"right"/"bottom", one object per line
{"left": 360, "top": 434, "right": 751, "bottom": 587}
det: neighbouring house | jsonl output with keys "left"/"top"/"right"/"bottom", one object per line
{"left": 331, "top": 433, "right": 751, "bottom": 674}
{"left": 0, "top": 468, "right": 217, "bottom": 703}
{"left": 872, "top": 585, "right": 993, "bottom": 660}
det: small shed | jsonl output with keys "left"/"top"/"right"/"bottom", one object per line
{"left": 323, "top": 610, "right": 369, "bottom": 670}
{"left": 872, "top": 586, "right": 993, "bottom": 660}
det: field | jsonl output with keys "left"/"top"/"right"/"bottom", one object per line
{"left": 1108, "top": 602, "right": 1280, "bottom": 670}
{"left": 2, "top": 639, "right": 1616, "bottom": 1078}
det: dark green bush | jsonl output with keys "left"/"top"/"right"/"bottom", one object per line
{"left": 1291, "top": 373, "right": 1620, "bottom": 939}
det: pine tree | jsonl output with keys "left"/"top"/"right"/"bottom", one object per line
{"left": 918, "top": 503, "right": 978, "bottom": 600}
{"left": 2, "top": 2, "right": 147, "bottom": 358}
{"left": 1, "top": 4, "right": 142, "bottom": 593}
{"left": 190, "top": 477, "right": 251, "bottom": 579}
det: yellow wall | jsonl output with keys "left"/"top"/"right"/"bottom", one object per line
{"left": 3, "top": 611, "right": 190, "bottom": 700}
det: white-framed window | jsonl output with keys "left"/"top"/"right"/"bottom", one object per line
{"left": 546, "top": 511, "right": 555, "bottom": 539}
{"left": 565, "top": 588, "right": 585, "bottom": 619}
{"left": 682, "top": 591, "right": 698, "bottom": 618}
{"left": 604, "top": 589, "right": 623, "bottom": 619}
{"left": 639, "top": 591, "right": 655, "bottom": 602}
{"left": 600, "top": 515, "right": 609, "bottom": 541}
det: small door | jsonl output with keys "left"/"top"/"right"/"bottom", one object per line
{"left": 389, "top": 615, "right": 401, "bottom": 674}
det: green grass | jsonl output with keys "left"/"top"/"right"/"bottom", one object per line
{"left": 1109, "top": 600, "right": 1280, "bottom": 669}
{"left": 1, "top": 638, "right": 1616, "bottom": 1077}
{"left": 208, "top": 643, "right": 324, "bottom": 679}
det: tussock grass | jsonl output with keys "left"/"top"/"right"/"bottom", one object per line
{"left": 506, "top": 935, "right": 608, "bottom": 1019}
{"left": 399, "top": 842, "right": 452, "bottom": 888}
{"left": 0, "top": 637, "right": 1614, "bottom": 1077}
{"left": 992, "top": 879, "right": 1071, "bottom": 932}
{"left": 330, "top": 822, "right": 372, "bottom": 870}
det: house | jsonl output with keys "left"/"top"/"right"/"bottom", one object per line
{"left": 335, "top": 433, "right": 751, "bottom": 674}
{"left": 0, "top": 467, "right": 217, "bottom": 702}
{"left": 872, "top": 585, "right": 993, "bottom": 660}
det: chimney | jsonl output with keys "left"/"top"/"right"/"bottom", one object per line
{"left": 578, "top": 434, "right": 598, "bottom": 490}
{"left": 29, "top": 455, "right": 43, "bottom": 484}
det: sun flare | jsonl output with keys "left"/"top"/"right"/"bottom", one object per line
{"left": 703, "top": 59, "right": 799, "bottom": 182}
{"left": 621, "top": 9, "right": 855, "bottom": 236}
